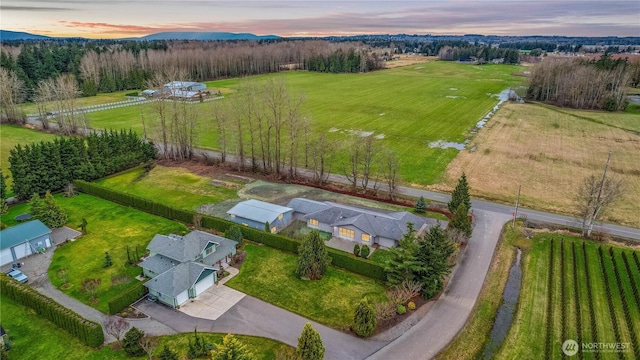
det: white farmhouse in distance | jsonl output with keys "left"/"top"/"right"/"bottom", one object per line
{"left": 162, "top": 81, "right": 206, "bottom": 99}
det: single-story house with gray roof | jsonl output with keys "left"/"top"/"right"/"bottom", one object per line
{"left": 286, "top": 198, "right": 438, "bottom": 248}
{"left": 0, "top": 220, "right": 52, "bottom": 266}
{"left": 140, "top": 230, "right": 237, "bottom": 308}
{"left": 227, "top": 199, "right": 293, "bottom": 233}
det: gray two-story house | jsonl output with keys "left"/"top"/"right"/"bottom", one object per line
{"left": 140, "top": 230, "right": 237, "bottom": 308}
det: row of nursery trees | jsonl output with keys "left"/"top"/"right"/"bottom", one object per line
{"left": 8, "top": 130, "right": 155, "bottom": 200}
{"left": 0, "top": 40, "right": 382, "bottom": 102}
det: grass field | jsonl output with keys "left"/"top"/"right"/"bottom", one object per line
{"left": 17, "top": 89, "right": 136, "bottom": 114}
{"left": 1, "top": 295, "right": 290, "bottom": 360}
{"left": 226, "top": 244, "right": 388, "bottom": 329}
{"left": 85, "top": 62, "right": 524, "bottom": 184}
{"left": 95, "top": 166, "right": 238, "bottom": 211}
{"left": 0, "top": 125, "right": 60, "bottom": 192}
{"left": 497, "top": 235, "right": 640, "bottom": 360}
{"left": 437, "top": 102, "right": 640, "bottom": 227}
{"left": 0, "top": 193, "right": 186, "bottom": 313}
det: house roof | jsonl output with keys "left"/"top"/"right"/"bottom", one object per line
{"left": 286, "top": 198, "right": 331, "bottom": 215}
{"left": 139, "top": 254, "right": 177, "bottom": 275}
{"left": 298, "top": 200, "right": 437, "bottom": 241}
{"left": 0, "top": 220, "right": 51, "bottom": 251}
{"left": 163, "top": 81, "right": 205, "bottom": 88}
{"left": 144, "top": 262, "right": 214, "bottom": 297}
{"left": 202, "top": 237, "right": 237, "bottom": 266}
{"left": 227, "top": 199, "right": 293, "bottom": 224}
{"left": 147, "top": 231, "right": 236, "bottom": 263}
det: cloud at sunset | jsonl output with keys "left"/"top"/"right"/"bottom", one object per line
{"left": 2, "top": 1, "right": 639, "bottom": 38}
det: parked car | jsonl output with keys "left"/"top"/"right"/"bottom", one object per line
{"left": 6, "top": 269, "right": 28, "bottom": 283}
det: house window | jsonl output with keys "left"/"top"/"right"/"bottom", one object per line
{"left": 338, "top": 227, "right": 355, "bottom": 238}
{"left": 362, "top": 234, "right": 370, "bottom": 242}
{"left": 230, "top": 214, "right": 236, "bottom": 218}
{"left": 278, "top": 214, "right": 284, "bottom": 220}
{"left": 271, "top": 227, "right": 277, "bottom": 233}
{"left": 309, "top": 219, "right": 319, "bottom": 226}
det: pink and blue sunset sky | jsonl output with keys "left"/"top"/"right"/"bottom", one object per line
{"left": 1, "top": 0, "right": 639, "bottom": 39}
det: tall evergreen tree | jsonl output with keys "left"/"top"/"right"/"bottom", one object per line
{"left": 30, "top": 191, "right": 67, "bottom": 228}
{"left": 448, "top": 173, "right": 471, "bottom": 214}
{"left": 385, "top": 223, "right": 422, "bottom": 285}
{"left": 212, "top": 334, "right": 256, "bottom": 360}
{"left": 415, "top": 224, "right": 456, "bottom": 298}
{"left": 0, "top": 168, "right": 6, "bottom": 199}
{"left": 296, "top": 230, "right": 331, "bottom": 280}
{"left": 297, "top": 323, "right": 325, "bottom": 360}
{"left": 449, "top": 205, "right": 472, "bottom": 238}
{"left": 158, "top": 345, "right": 178, "bottom": 360}
{"left": 353, "top": 299, "right": 377, "bottom": 337}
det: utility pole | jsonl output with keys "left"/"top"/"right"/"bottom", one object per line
{"left": 512, "top": 184, "right": 521, "bottom": 229}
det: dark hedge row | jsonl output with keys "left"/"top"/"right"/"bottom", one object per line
{"left": 108, "top": 281, "right": 148, "bottom": 315}
{"left": 1, "top": 274, "right": 104, "bottom": 347}
{"left": 73, "top": 181, "right": 387, "bottom": 282}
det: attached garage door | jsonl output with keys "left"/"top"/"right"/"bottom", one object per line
{"left": 0, "top": 248, "right": 14, "bottom": 266}
{"left": 194, "top": 272, "right": 215, "bottom": 296}
{"left": 12, "top": 242, "right": 32, "bottom": 260}
{"left": 175, "top": 291, "right": 189, "bottom": 307}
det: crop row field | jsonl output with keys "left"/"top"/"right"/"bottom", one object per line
{"left": 498, "top": 235, "right": 640, "bottom": 359}
{"left": 83, "top": 61, "right": 524, "bottom": 184}
{"left": 438, "top": 102, "right": 640, "bottom": 227}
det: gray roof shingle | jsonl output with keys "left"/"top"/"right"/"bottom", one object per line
{"left": 144, "top": 262, "right": 213, "bottom": 297}
{"left": 139, "top": 254, "right": 177, "bottom": 275}
{"left": 286, "top": 198, "right": 331, "bottom": 215}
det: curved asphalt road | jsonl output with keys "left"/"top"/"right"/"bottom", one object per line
{"left": 367, "top": 210, "right": 511, "bottom": 360}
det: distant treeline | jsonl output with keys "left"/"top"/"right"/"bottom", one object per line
{"left": 304, "top": 48, "right": 384, "bottom": 73}
{"left": 0, "top": 40, "right": 380, "bottom": 100}
{"left": 527, "top": 55, "right": 640, "bottom": 111}
{"left": 8, "top": 130, "right": 155, "bottom": 199}
{"left": 438, "top": 45, "right": 520, "bottom": 64}
{"left": 499, "top": 42, "right": 557, "bottom": 52}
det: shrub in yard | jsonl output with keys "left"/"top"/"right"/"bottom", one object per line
{"left": 122, "top": 327, "right": 145, "bottom": 356}
{"left": 414, "top": 196, "right": 427, "bottom": 213}
{"left": 212, "top": 334, "right": 256, "bottom": 360}
{"left": 353, "top": 243, "right": 361, "bottom": 256}
{"left": 408, "top": 301, "right": 416, "bottom": 310}
{"left": 265, "top": 221, "right": 271, "bottom": 232}
{"left": 29, "top": 191, "right": 67, "bottom": 228}
{"left": 108, "top": 282, "right": 148, "bottom": 315}
{"left": 360, "top": 245, "right": 371, "bottom": 259}
{"left": 104, "top": 252, "right": 112, "bottom": 268}
{"left": 225, "top": 225, "right": 244, "bottom": 243}
{"left": 158, "top": 345, "right": 178, "bottom": 360}
{"left": 353, "top": 299, "right": 377, "bottom": 337}
{"left": 396, "top": 304, "right": 406, "bottom": 315}
{"left": 297, "top": 323, "right": 325, "bottom": 360}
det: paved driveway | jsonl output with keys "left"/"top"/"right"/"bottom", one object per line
{"left": 179, "top": 285, "right": 245, "bottom": 320}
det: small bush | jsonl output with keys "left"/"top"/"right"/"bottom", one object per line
{"left": 353, "top": 243, "right": 361, "bottom": 256}
{"left": 396, "top": 304, "right": 406, "bottom": 315}
{"left": 360, "top": 245, "right": 370, "bottom": 259}
{"left": 408, "top": 301, "right": 416, "bottom": 310}
{"left": 125, "top": 91, "right": 139, "bottom": 97}
{"left": 123, "top": 327, "right": 145, "bottom": 356}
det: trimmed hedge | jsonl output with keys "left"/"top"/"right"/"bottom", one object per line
{"left": 108, "top": 281, "right": 148, "bottom": 315}
{"left": 74, "top": 180, "right": 387, "bottom": 282}
{"left": 0, "top": 274, "right": 104, "bottom": 347}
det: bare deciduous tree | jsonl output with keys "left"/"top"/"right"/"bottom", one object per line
{"left": 103, "top": 316, "right": 130, "bottom": 345}
{"left": 576, "top": 152, "right": 623, "bottom": 238}
{"left": 380, "top": 149, "right": 400, "bottom": 200}
{"left": 309, "top": 134, "right": 334, "bottom": 185}
{"left": 344, "top": 134, "right": 362, "bottom": 189}
{"left": 52, "top": 74, "right": 81, "bottom": 135}
{"left": 138, "top": 335, "right": 159, "bottom": 360}
{"left": 82, "top": 278, "right": 102, "bottom": 300}
{"left": 360, "top": 135, "right": 379, "bottom": 191}
{"left": 0, "top": 67, "right": 25, "bottom": 124}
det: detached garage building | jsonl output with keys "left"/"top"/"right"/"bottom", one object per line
{"left": 0, "top": 220, "right": 52, "bottom": 266}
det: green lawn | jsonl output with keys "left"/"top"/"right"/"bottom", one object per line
{"left": 226, "top": 244, "right": 388, "bottom": 329}
{"left": 0, "top": 295, "right": 127, "bottom": 360}
{"left": 1, "top": 295, "right": 291, "bottom": 360}
{"left": 0, "top": 125, "right": 60, "bottom": 193}
{"left": 368, "top": 248, "right": 393, "bottom": 265}
{"left": 86, "top": 62, "right": 524, "bottom": 185}
{"left": 497, "top": 235, "right": 640, "bottom": 360}
{"left": 95, "top": 165, "right": 238, "bottom": 211}
{"left": 1, "top": 193, "right": 187, "bottom": 313}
